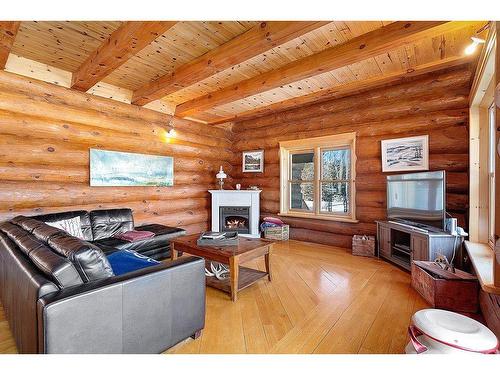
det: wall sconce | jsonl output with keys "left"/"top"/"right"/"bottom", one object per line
{"left": 464, "top": 36, "right": 485, "bottom": 55}
{"left": 166, "top": 119, "right": 176, "bottom": 138}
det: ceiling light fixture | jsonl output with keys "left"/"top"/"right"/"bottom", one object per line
{"left": 464, "top": 36, "right": 485, "bottom": 56}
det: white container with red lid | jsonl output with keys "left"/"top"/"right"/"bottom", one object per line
{"left": 405, "top": 309, "right": 498, "bottom": 354}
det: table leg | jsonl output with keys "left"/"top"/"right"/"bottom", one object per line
{"left": 170, "top": 243, "right": 177, "bottom": 261}
{"left": 229, "top": 256, "right": 239, "bottom": 302}
{"left": 265, "top": 245, "right": 272, "bottom": 281}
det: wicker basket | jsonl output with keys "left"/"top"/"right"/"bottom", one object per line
{"left": 352, "top": 235, "right": 375, "bottom": 257}
{"left": 264, "top": 225, "right": 290, "bottom": 240}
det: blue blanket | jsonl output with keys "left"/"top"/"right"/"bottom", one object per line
{"left": 107, "top": 250, "right": 160, "bottom": 276}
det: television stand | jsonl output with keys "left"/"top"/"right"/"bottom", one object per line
{"left": 376, "top": 220, "right": 460, "bottom": 271}
{"left": 388, "top": 220, "right": 428, "bottom": 233}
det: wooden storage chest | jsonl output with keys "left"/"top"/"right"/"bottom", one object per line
{"left": 411, "top": 261, "right": 479, "bottom": 313}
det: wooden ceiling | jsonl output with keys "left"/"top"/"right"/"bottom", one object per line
{"left": 0, "top": 20, "right": 489, "bottom": 124}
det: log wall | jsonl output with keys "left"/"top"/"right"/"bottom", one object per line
{"left": 0, "top": 70, "right": 233, "bottom": 233}
{"left": 231, "top": 68, "right": 471, "bottom": 248}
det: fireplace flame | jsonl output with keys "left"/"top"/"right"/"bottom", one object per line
{"left": 226, "top": 219, "right": 247, "bottom": 228}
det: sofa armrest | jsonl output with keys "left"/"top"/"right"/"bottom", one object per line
{"left": 37, "top": 256, "right": 205, "bottom": 353}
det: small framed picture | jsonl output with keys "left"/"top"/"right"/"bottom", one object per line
{"left": 381, "top": 135, "right": 429, "bottom": 172}
{"left": 242, "top": 150, "right": 264, "bottom": 173}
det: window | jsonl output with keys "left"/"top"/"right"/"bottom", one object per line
{"left": 280, "top": 133, "right": 356, "bottom": 222}
{"left": 488, "top": 103, "right": 496, "bottom": 247}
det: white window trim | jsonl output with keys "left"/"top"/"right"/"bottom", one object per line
{"left": 488, "top": 102, "right": 496, "bottom": 248}
{"left": 279, "top": 132, "right": 357, "bottom": 222}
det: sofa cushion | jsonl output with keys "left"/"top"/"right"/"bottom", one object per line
{"left": 32, "top": 210, "right": 93, "bottom": 241}
{"left": 32, "top": 223, "right": 66, "bottom": 243}
{"left": 107, "top": 250, "right": 160, "bottom": 276}
{"left": 0, "top": 221, "right": 83, "bottom": 288}
{"left": 28, "top": 244, "right": 84, "bottom": 288}
{"left": 0, "top": 221, "right": 39, "bottom": 255}
{"left": 48, "top": 232, "right": 114, "bottom": 282}
{"left": 90, "top": 209, "right": 134, "bottom": 241}
{"left": 12, "top": 216, "right": 45, "bottom": 233}
{"left": 92, "top": 223, "right": 185, "bottom": 254}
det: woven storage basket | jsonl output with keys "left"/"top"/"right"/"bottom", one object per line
{"left": 264, "top": 225, "right": 290, "bottom": 240}
{"left": 352, "top": 235, "right": 375, "bottom": 257}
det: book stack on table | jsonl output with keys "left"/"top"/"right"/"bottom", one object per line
{"left": 196, "top": 231, "right": 239, "bottom": 246}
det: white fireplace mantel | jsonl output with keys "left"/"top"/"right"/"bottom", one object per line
{"left": 209, "top": 190, "right": 261, "bottom": 238}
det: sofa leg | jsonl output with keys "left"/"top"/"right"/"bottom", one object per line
{"left": 191, "top": 330, "right": 202, "bottom": 340}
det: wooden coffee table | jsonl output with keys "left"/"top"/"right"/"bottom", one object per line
{"left": 171, "top": 234, "right": 273, "bottom": 301}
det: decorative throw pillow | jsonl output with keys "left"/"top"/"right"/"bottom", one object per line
{"left": 45, "top": 216, "right": 85, "bottom": 240}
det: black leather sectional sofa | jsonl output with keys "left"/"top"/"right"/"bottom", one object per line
{"left": 33, "top": 208, "right": 184, "bottom": 260}
{"left": 0, "top": 208, "right": 205, "bottom": 354}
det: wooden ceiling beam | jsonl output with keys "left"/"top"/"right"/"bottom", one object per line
{"left": 131, "top": 21, "right": 329, "bottom": 106}
{"left": 71, "top": 21, "right": 177, "bottom": 92}
{"left": 209, "top": 55, "right": 475, "bottom": 125}
{"left": 0, "top": 22, "right": 21, "bottom": 69}
{"left": 175, "top": 21, "right": 470, "bottom": 118}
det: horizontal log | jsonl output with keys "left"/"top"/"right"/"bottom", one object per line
{"left": 0, "top": 198, "right": 210, "bottom": 223}
{"left": 230, "top": 147, "right": 280, "bottom": 166}
{"left": 260, "top": 200, "right": 280, "bottom": 213}
{"left": 357, "top": 126, "right": 469, "bottom": 159}
{"left": 231, "top": 163, "right": 281, "bottom": 180}
{"left": 0, "top": 92, "right": 231, "bottom": 151}
{"left": 355, "top": 171, "right": 468, "bottom": 193}
{"left": 0, "top": 126, "right": 232, "bottom": 164}
{"left": 356, "top": 206, "right": 387, "bottom": 223}
{"left": 260, "top": 212, "right": 377, "bottom": 236}
{"left": 289, "top": 228, "right": 353, "bottom": 249}
{"left": 0, "top": 163, "right": 222, "bottom": 185}
{"left": 233, "top": 107, "right": 468, "bottom": 150}
{"left": 0, "top": 109, "right": 232, "bottom": 150}
{"left": 133, "top": 209, "right": 209, "bottom": 228}
{"left": 0, "top": 135, "right": 232, "bottom": 168}
{"left": 356, "top": 154, "right": 469, "bottom": 174}
{"left": 0, "top": 69, "right": 231, "bottom": 141}
{"left": 260, "top": 189, "right": 280, "bottom": 202}
{"left": 233, "top": 68, "right": 471, "bottom": 130}
{"left": 356, "top": 190, "right": 386, "bottom": 208}
{"left": 446, "top": 193, "right": 469, "bottom": 211}
{"left": 0, "top": 181, "right": 212, "bottom": 210}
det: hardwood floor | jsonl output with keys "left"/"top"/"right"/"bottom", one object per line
{"left": 0, "top": 240, "right": 429, "bottom": 354}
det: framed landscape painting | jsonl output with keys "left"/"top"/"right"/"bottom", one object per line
{"left": 90, "top": 149, "right": 173, "bottom": 186}
{"left": 242, "top": 150, "right": 264, "bottom": 172}
{"left": 381, "top": 135, "right": 429, "bottom": 172}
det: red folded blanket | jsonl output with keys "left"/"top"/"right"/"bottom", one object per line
{"left": 114, "top": 230, "right": 155, "bottom": 242}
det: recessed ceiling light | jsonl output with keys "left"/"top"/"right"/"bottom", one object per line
{"left": 464, "top": 37, "right": 485, "bottom": 55}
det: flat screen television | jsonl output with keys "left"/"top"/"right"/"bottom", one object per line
{"left": 386, "top": 171, "right": 446, "bottom": 230}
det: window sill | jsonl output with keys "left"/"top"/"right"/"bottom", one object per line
{"left": 464, "top": 241, "right": 500, "bottom": 295}
{"left": 278, "top": 212, "right": 359, "bottom": 223}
